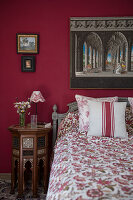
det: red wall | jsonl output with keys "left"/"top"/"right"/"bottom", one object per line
{"left": 0, "top": 0, "right": 133, "bottom": 172}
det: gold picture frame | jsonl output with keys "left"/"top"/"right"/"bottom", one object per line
{"left": 16, "top": 33, "right": 39, "bottom": 54}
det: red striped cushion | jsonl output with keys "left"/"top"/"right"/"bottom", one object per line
{"left": 87, "top": 101, "right": 128, "bottom": 138}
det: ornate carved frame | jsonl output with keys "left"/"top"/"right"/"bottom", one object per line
{"left": 70, "top": 17, "right": 133, "bottom": 89}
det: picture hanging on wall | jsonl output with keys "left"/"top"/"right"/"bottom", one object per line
{"left": 16, "top": 33, "right": 39, "bottom": 54}
{"left": 70, "top": 16, "right": 133, "bottom": 89}
{"left": 21, "top": 56, "right": 35, "bottom": 72}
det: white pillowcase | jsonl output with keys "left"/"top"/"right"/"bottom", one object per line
{"left": 87, "top": 100, "right": 128, "bottom": 138}
{"left": 75, "top": 94, "right": 118, "bottom": 132}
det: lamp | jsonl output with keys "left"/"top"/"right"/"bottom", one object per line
{"left": 30, "top": 91, "right": 45, "bottom": 115}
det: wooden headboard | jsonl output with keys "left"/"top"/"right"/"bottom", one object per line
{"left": 52, "top": 97, "right": 130, "bottom": 147}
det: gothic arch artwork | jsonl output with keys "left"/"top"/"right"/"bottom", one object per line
{"left": 70, "top": 17, "right": 133, "bottom": 89}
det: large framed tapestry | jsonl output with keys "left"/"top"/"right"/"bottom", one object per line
{"left": 70, "top": 17, "right": 133, "bottom": 89}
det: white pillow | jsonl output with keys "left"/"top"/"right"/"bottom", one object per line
{"left": 87, "top": 101, "right": 128, "bottom": 138}
{"left": 75, "top": 94, "right": 118, "bottom": 132}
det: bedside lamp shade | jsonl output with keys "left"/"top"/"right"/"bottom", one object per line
{"left": 30, "top": 91, "right": 45, "bottom": 115}
{"left": 30, "top": 91, "right": 45, "bottom": 103}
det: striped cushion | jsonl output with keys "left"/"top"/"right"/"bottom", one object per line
{"left": 87, "top": 101, "right": 128, "bottom": 138}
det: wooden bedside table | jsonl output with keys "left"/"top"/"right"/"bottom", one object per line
{"left": 8, "top": 125, "right": 52, "bottom": 198}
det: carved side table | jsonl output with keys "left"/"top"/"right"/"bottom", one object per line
{"left": 8, "top": 125, "right": 52, "bottom": 198}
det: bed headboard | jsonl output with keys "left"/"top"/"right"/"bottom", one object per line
{"left": 52, "top": 97, "right": 130, "bottom": 147}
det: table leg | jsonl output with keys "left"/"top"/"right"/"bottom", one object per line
{"left": 33, "top": 137, "right": 38, "bottom": 198}
{"left": 44, "top": 155, "right": 48, "bottom": 193}
{"left": 10, "top": 156, "right": 15, "bottom": 194}
{"left": 33, "top": 166, "right": 38, "bottom": 197}
{"left": 17, "top": 157, "right": 23, "bottom": 197}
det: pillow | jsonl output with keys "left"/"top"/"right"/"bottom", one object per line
{"left": 75, "top": 94, "right": 118, "bottom": 132}
{"left": 125, "top": 106, "right": 133, "bottom": 135}
{"left": 87, "top": 101, "right": 128, "bottom": 138}
{"left": 57, "top": 112, "right": 79, "bottom": 140}
{"left": 128, "top": 97, "right": 133, "bottom": 113}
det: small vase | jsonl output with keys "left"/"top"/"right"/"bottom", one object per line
{"left": 19, "top": 112, "right": 25, "bottom": 127}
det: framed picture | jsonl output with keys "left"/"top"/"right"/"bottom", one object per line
{"left": 16, "top": 33, "right": 39, "bottom": 54}
{"left": 70, "top": 17, "right": 133, "bottom": 89}
{"left": 21, "top": 56, "right": 35, "bottom": 72}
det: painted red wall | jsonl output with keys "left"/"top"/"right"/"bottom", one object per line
{"left": 0, "top": 0, "right": 133, "bottom": 172}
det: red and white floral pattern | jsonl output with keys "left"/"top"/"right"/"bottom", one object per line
{"left": 57, "top": 112, "right": 79, "bottom": 140}
{"left": 128, "top": 97, "right": 133, "bottom": 113}
{"left": 30, "top": 91, "right": 45, "bottom": 103}
{"left": 47, "top": 128, "right": 133, "bottom": 199}
{"left": 125, "top": 106, "right": 133, "bottom": 135}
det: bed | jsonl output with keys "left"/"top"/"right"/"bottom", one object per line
{"left": 46, "top": 96, "right": 133, "bottom": 200}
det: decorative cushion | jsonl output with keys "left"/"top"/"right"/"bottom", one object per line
{"left": 128, "top": 97, "right": 133, "bottom": 113}
{"left": 125, "top": 106, "right": 133, "bottom": 135}
{"left": 75, "top": 95, "right": 118, "bottom": 132}
{"left": 57, "top": 112, "right": 79, "bottom": 140}
{"left": 87, "top": 101, "right": 128, "bottom": 138}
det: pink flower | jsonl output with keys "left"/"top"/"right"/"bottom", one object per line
{"left": 76, "top": 183, "right": 86, "bottom": 190}
{"left": 121, "top": 186, "right": 131, "bottom": 192}
{"left": 122, "top": 175, "right": 133, "bottom": 181}
{"left": 86, "top": 111, "right": 89, "bottom": 117}
{"left": 80, "top": 159, "right": 91, "bottom": 165}
{"left": 82, "top": 172, "right": 92, "bottom": 176}
{"left": 73, "top": 175, "right": 86, "bottom": 182}
{"left": 73, "top": 157, "right": 79, "bottom": 161}
{"left": 72, "top": 163, "right": 82, "bottom": 168}
{"left": 83, "top": 124, "right": 89, "bottom": 131}
{"left": 115, "top": 177, "right": 128, "bottom": 185}
{"left": 89, "top": 155, "right": 97, "bottom": 159}
{"left": 58, "top": 181, "right": 69, "bottom": 192}
{"left": 97, "top": 178, "right": 111, "bottom": 185}
{"left": 74, "top": 168, "right": 81, "bottom": 172}
{"left": 87, "top": 189, "right": 103, "bottom": 197}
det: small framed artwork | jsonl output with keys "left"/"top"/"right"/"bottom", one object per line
{"left": 16, "top": 33, "right": 39, "bottom": 54}
{"left": 21, "top": 56, "right": 35, "bottom": 72}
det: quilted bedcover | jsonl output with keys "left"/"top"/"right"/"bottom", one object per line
{"left": 46, "top": 130, "right": 133, "bottom": 200}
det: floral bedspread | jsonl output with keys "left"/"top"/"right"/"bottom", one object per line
{"left": 46, "top": 130, "right": 133, "bottom": 200}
